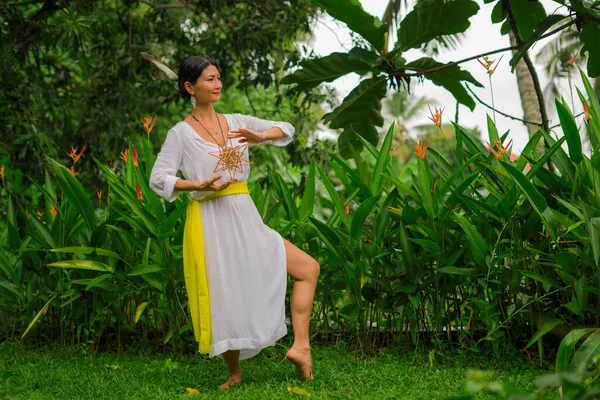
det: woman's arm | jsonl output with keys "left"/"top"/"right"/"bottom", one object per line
{"left": 150, "top": 130, "right": 236, "bottom": 202}
{"left": 149, "top": 129, "right": 183, "bottom": 202}
{"left": 228, "top": 114, "right": 294, "bottom": 147}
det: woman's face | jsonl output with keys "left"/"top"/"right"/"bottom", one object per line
{"left": 188, "top": 64, "right": 222, "bottom": 104}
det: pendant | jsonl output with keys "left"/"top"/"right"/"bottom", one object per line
{"left": 208, "top": 137, "right": 252, "bottom": 180}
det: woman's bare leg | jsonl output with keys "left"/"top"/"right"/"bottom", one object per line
{"left": 218, "top": 350, "right": 243, "bottom": 389}
{"left": 283, "top": 239, "right": 320, "bottom": 380}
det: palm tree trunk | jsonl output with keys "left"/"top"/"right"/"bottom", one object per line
{"left": 509, "top": 31, "right": 543, "bottom": 146}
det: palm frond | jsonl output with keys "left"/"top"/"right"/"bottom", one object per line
{"left": 140, "top": 52, "right": 178, "bottom": 80}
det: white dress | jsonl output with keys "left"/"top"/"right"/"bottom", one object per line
{"left": 149, "top": 113, "right": 294, "bottom": 360}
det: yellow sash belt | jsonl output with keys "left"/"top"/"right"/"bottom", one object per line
{"left": 182, "top": 182, "right": 249, "bottom": 353}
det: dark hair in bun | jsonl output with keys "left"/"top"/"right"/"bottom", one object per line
{"left": 178, "top": 56, "right": 219, "bottom": 100}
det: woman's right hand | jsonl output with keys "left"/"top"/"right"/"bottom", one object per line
{"left": 196, "top": 175, "right": 238, "bottom": 192}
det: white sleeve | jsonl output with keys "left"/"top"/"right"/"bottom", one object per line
{"left": 149, "top": 129, "right": 182, "bottom": 202}
{"left": 236, "top": 114, "right": 295, "bottom": 147}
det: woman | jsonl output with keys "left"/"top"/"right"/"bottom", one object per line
{"left": 149, "top": 56, "right": 319, "bottom": 389}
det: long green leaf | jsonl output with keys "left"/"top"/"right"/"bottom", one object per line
{"left": 525, "top": 318, "right": 562, "bottom": 349}
{"left": 21, "top": 293, "right": 58, "bottom": 339}
{"left": 371, "top": 122, "right": 394, "bottom": 195}
{"left": 127, "top": 264, "right": 165, "bottom": 276}
{"left": 299, "top": 160, "right": 316, "bottom": 221}
{"left": 556, "top": 329, "right": 598, "bottom": 372}
{"left": 330, "top": 154, "right": 373, "bottom": 197}
{"left": 453, "top": 213, "right": 488, "bottom": 266}
{"left": 350, "top": 196, "right": 380, "bottom": 241}
{"left": 316, "top": 164, "right": 351, "bottom": 230}
{"left": 555, "top": 98, "right": 583, "bottom": 163}
{"left": 50, "top": 247, "right": 119, "bottom": 258}
{"left": 46, "top": 260, "right": 113, "bottom": 273}
{"left": 47, "top": 157, "right": 96, "bottom": 232}
{"left": 573, "top": 330, "right": 600, "bottom": 373}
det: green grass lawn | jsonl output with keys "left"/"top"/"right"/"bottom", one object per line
{"left": 0, "top": 339, "right": 548, "bottom": 399}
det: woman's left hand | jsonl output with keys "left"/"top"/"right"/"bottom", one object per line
{"left": 228, "top": 128, "right": 264, "bottom": 144}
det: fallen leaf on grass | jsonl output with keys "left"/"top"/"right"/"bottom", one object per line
{"left": 104, "top": 364, "right": 120, "bottom": 369}
{"left": 287, "top": 386, "right": 311, "bottom": 397}
{"left": 186, "top": 387, "right": 200, "bottom": 395}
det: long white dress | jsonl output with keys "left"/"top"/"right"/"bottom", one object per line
{"left": 149, "top": 113, "right": 294, "bottom": 360}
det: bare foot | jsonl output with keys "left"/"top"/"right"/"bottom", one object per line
{"left": 218, "top": 369, "right": 243, "bottom": 390}
{"left": 286, "top": 346, "right": 313, "bottom": 381}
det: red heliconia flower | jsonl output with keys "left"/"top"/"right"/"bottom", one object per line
{"left": 414, "top": 141, "right": 428, "bottom": 160}
{"left": 36, "top": 210, "right": 44, "bottom": 218}
{"left": 97, "top": 189, "right": 102, "bottom": 200}
{"left": 120, "top": 149, "right": 129, "bottom": 163}
{"left": 583, "top": 102, "right": 592, "bottom": 122}
{"left": 486, "top": 138, "right": 513, "bottom": 160}
{"left": 133, "top": 147, "right": 139, "bottom": 168}
{"left": 135, "top": 185, "right": 143, "bottom": 202}
{"left": 477, "top": 55, "right": 503, "bottom": 76}
{"left": 343, "top": 203, "right": 350, "bottom": 214}
{"left": 428, "top": 106, "right": 444, "bottom": 128}
{"left": 567, "top": 51, "right": 580, "bottom": 70}
{"left": 65, "top": 146, "right": 86, "bottom": 164}
{"left": 50, "top": 205, "right": 57, "bottom": 218}
{"left": 68, "top": 166, "right": 78, "bottom": 176}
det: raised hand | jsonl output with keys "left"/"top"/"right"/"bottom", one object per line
{"left": 227, "top": 128, "right": 264, "bottom": 145}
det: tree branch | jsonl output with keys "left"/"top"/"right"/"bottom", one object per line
{"left": 398, "top": 20, "right": 575, "bottom": 78}
{"left": 465, "top": 84, "right": 543, "bottom": 126}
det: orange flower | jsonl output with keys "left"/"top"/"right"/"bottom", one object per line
{"left": 428, "top": 106, "right": 444, "bottom": 128}
{"left": 343, "top": 203, "right": 350, "bottom": 214}
{"left": 0, "top": 165, "right": 4, "bottom": 181}
{"left": 141, "top": 115, "right": 157, "bottom": 136}
{"left": 65, "top": 146, "right": 86, "bottom": 164}
{"left": 414, "top": 141, "right": 428, "bottom": 160}
{"left": 133, "top": 147, "right": 138, "bottom": 168}
{"left": 583, "top": 102, "right": 592, "bottom": 122}
{"left": 68, "top": 166, "right": 78, "bottom": 176}
{"left": 36, "top": 210, "right": 44, "bottom": 218}
{"left": 567, "top": 51, "right": 579, "bottom": 70}
{"left": 50, "top": 205, "right": 57, "bottom": 218}
{"left": 97, "top": 189, "right": 102, "bottom": 200}
{"left": 477, "top": 55, "right": 503, "bottom": 76}
{"left": 135, "top": 185, "right": 143, "bottom": 202}
{"left": 120, "top": 149, "right": 129, "bottom": 163}
{"left": 486, "top": 138, "right": 513, "bottom": 160}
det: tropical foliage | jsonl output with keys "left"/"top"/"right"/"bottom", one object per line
{"left": 283, "top": 0, "right": 600, "bottom": 157}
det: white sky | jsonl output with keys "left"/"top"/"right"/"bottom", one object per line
{"left": 305, "top": 0, "right": 585, "bottom": 155}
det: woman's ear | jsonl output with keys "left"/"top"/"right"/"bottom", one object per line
{"left": 185, "top": 81, "right": 194, "bottom": 96}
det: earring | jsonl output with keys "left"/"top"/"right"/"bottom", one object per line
{"left": 190, "top": 97, "right": 196, "bottom": 109}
